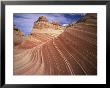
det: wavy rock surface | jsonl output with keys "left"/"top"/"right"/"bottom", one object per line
{"left": 14, "top": 13, "right": 97, "bottom": 75}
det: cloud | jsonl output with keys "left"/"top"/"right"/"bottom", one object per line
{"left": 62, "top": 24, "right": 69, "bottom": 26}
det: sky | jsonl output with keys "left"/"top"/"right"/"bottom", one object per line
{"left": 13, "top": 13, "right": 86, "bottom": 35}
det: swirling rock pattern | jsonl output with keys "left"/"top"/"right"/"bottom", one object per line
{"left": 14, "top": 13, "right": 97, "bottom": 75}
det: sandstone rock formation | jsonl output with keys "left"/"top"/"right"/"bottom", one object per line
{"left": 32, "top": 16, "right": 65, "bottom": 32}
{"left": 14, "top": 13, "right": 97, "bottom": 75}
{"left": 76, "top": 13, "right": 97, "bottom": 26}
{"left": 36, "top": 16, "right": 48, "bottom": 22}
{"left": 13, "top": 25, "right": 24, "bottom": 46}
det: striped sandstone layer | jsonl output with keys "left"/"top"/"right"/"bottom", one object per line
{"left": 14, "top": 13, "right": 97, "bottom": 75}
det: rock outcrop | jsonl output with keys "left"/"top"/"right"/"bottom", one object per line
{"left": 32, "top": 16, "right": 65, "bottom": 32}
{"left": 36, "top": 16, "right": 48, "bottom": 22}
{"left": 13, "top": 25, "right": 24, "bottom": 45}
{"left": 76, "top": 13, "right": 97, "bottom": 25}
